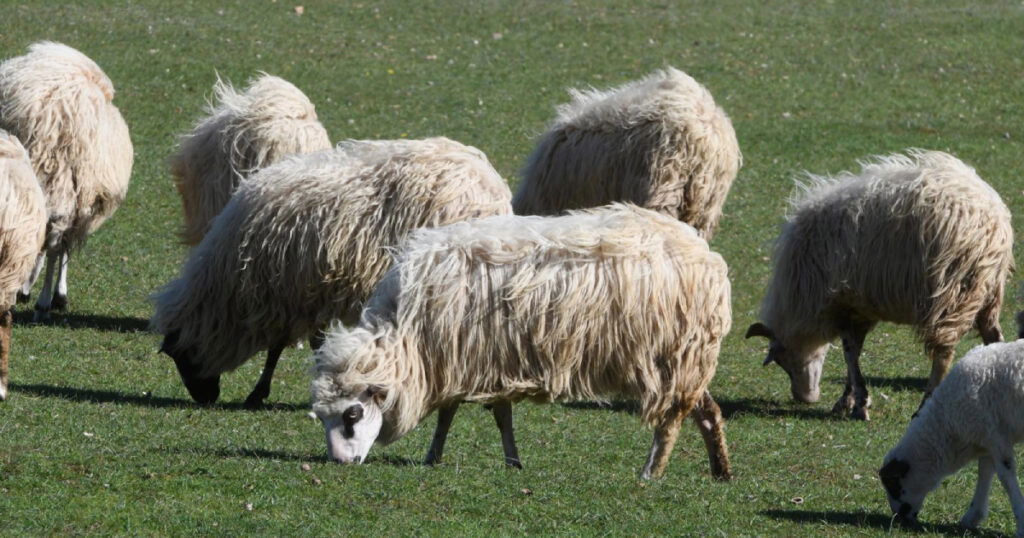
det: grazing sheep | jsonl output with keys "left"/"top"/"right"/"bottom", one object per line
{"left": 513, "top": 67, "right": 741, "bottom": 240}
{"left": 311, "top": 204, "right": 733, "bottom": 480}
{"left": 746, "top": 150, "right": 1012, "bottom": 420}
{"left": 153, "top": 137, "right": 512, "bottom": 408}
{"left": 0, "top": 41, "right": 133, "bottom": 321}
{"left": 0, "top": 131, "right": 48, "bottom": 400}
{"left": 879, "top": 340, "right": 1024, "bottom": 536}
{"left": 170, "top": 73, "right": 331, "bottom": 246}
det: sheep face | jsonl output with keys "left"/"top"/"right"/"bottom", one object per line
{"left": 746, "top": 323, "right": 825, "bottom": 403}
{"left": 160, "top": 330, "right": 220, "bottom": 405}
{"left": 879, "top": 456, "right": 934, "bottom": 523}
{"left": 314, "top": 386, "right": 384, "bottom": 465}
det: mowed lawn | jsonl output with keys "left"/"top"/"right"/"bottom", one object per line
{"left": 2, "top": 1, "right": 1023, "bottom": 535}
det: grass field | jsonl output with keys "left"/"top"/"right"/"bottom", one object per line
{"left": 1, "top": 1, "right": 1023, "bottom": 535}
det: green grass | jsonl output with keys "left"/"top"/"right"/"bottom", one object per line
{"left": 1, "top": 0, "right": 1023, "bottom": 535}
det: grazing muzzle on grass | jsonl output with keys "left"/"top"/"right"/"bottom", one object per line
{"left": 160, "top": 329, "right": 220, "bottom": 405}
{"left": 317, "top": 389, "right": 384, "bottom": 464}
{"left": 746, "top": 323, "right": 825, "bottom": 403}
{"left": 879, "top": 458, "right": 923, "bottom": 523}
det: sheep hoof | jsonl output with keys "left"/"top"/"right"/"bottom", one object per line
{"left": 50, "top": 294, "right": 67, "bottom": 312}
{"left": 850, "top": 407, "right": 870, "bottom": 421}
{"left": 242, "top": 394, "right": 266, "bottom": 409}
{"left": 831, "top": 398, "right": 854, "bottom": 415}
{"left": 505, "top": 458, "right": 524, "bottom": 470}
{"left": 15, "top": 291, "right": 30, "bottom": 304}
{"left": 423, "top": 453, "right": 442, "bottom": 466}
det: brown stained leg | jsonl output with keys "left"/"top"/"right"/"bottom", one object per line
{"left": 833, "top": 322, "right": 872, "bottom": 421}
{"left": 692, "top": 390, "right": 732, "bottom": 481}
{"left": 243, "top": 341, "right": 287, "bottom": 409}
{"left": 424, "top": 402, "right": 461, "bottom": 465}
{"left": 641, "top": 403, "right": 686, "bottom": 480}
{"left": 914, "top": 344, "right": 956, "bottom": 417}
{"left": 0, "top": 309, "right": 10, "bottom": 400}
{"left": 974, "top": 299, "right": 1004, "bottom": 345}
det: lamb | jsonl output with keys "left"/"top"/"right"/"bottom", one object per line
{"left": 513, "top": 67, "right": 741, "bottom": 240}
{"left": 153, "top": 137, "right": 512, "bottom": 408}
{"left": 0, "top": 41, "right": 133, "bottom": 321}
{"left": 310, "top": 204, "right": 734, "bottom": 480}
{"left": 170, "top": 73, "right": 331, "bottom": 246}
{"left": 0, "top": 131, "right": 48, "bottom": 400}
{"left": 879, "top": 339, "right": 1024, "bottom": 536}
{"left": 746, "top": 150, "right": 1012, "bottom": 420}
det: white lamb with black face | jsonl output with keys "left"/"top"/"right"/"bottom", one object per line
{"left": 880, "top": 340, "right": 1024, "bottom": 536}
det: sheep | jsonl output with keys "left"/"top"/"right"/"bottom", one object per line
{"left": 0, "top": 41, "right": 133, "bottom": 321}
{"left": 746, "top": 150, "right": 1012, "bottom": 420}
{"left": 170, "top": 73, "right": 331, "bottom": 246}
{"left": 879, "top": 339, "right": 1024, "bottom": 536}
{"left": 0, "top": 131, "right": 48, "bottom": 400}
{"left": 153, "top": 137, "right": 512, "bottom": 408}
{"left": 310, "top": 203, "right": 734, "bottom": 480}
{"left": 513, "top": 67, "right": 741, "bottom": 240}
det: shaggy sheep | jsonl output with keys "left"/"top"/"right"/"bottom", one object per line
{"left": 0, "top": 41, "right": 133, "bottom": 321}
{"left": 0, "top": 131, "right": 48, "bottom": 400}
{"left": 170, "top": 73, "right": 331, "bottom": 246}
{"left": 879, "top": 340, "right": 1024, "bottom": 535}
{"left": 153, "top": 137, "right": 512, "bottom": 408}
{"left": 513, "top": 67, "right": 741, "bottom": 240}
{"left": 746, "top": 150, "right": 1012, "bottom": 420}
{"left": 310, "top": 204, "right": 733, "bottom": 480}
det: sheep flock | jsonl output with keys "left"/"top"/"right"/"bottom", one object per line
{"left": 2, "top": 37, "right": 1023, "bottom": 535}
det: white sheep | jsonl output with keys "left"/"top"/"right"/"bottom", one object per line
{"left": 513, "top": 67, "right": 741, "bottom": 240}
{"left": 153, "top": 137, "right": 512, "bottom": 408}
{"left": 746, "top": 150, "right": 1012, "bottom": 420}
{"left": 0, "top": 131, "right": 48, "bottom": 400}
{"left": 170, "top": 73, "right": 331, "bottom": 246}
{"left": 879, "top": 339, "right": 1024, "bottom": 536}
{"left": 0, "top": 41, "right": 133, "bottom": 321}
{"left": 310, "top": 204, "right": 733, "bottom": 480}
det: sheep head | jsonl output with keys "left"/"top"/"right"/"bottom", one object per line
{"left": 745, "top": 322, "right": 826, "bottom": 403}
{"left": 311, "top": 380, "right": 386, "bottom": 465}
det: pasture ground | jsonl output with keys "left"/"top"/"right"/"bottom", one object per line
{"left": 1, "top": 1, "right": 1023, "bottom": 535}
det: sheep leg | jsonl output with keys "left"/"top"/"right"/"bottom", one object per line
{"left": 832, "top": 324, "right": 871, "bottom": 420}
{"left": 1017, "top": 311, "right": 1024, "bottom": 341}
{"left": 424, "top": 402, "right": 460, "bottom": 465}
{"left": 641, "top": 403, "right": 686, "bottom": 480}
{"left": 961, "top": 457, "right": 995, "bottom": 529}
{"left": 243, "top": 342, "right": 286, "bottom": 409}
{"left": 692, "top": 390, "right": 732, "bottom": 480}
{"left": 491, "top": 400, "right": 523, "bottom": 469}
{"left": 973, "top": 298, "right": 1003, "bottom": 345}
{"left": 924, "top": 344, "right": 956, "bottom": 394}
{"left": 992, "top": 451, "right": 1024, "bottom": 536}
{"left": 51, "top": 251, "right": 69, "bottom": 311}
{"left": 0, "top": 308, "right": 11, "bottom": 401}
{"left": 17, "top": 253, "right": 44, "bottom": 303}
{"left": 32, "top": 251, "right": 59, "bottom": 322}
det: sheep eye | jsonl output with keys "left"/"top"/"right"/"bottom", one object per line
{"left": 343, "top": 405, "right": 363, "bottom": 423}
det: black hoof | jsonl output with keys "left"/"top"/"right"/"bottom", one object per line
{"left": 16, "top": 291, "right": 31, "bottom": 304}
{"left": 51, "top": 294, "right": 67, "bottom": 312}
{"left": 242, "top": 393, "right": 266, "bottom": 409}
{"left": 505, "top": 459, "right": 524, "bottom": 470}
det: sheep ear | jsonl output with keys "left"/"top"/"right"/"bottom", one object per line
{"left": 745, "top": 322, "right": 774, "bottom": 340}
{"left": 364, "top": 384, "right": 387, "bottom": 403}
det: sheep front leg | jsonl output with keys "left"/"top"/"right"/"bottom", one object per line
{"left": 424, "top": 402, "right": 460, "bottom": 465}
{"left": 243, "top": 342, "right": 286, "bottom": 409}
{"left": 32, "top": 251, "right": 59, "bottom": 322}
{"left": 692, "top": 390, "right": 732, "bottom": 480}
{"left": 491, "top": 400, "right": 523, "bottom": 469}
{"left": 17, "top": 253, "right": 44, "bottom": 303}
{"left": 833, "top": 324, "right": 871, "bottom": 420}
{"left": 0, "top": 308, "right": 11, "bottom": 401}
{"left": 641, "top": 403, "right": 685, "bottom": 480}
{"left": 51, "top": 251, "right": 69, "bottom": 311}
{"left": 960, "top": 457, "right": 995, "bottom": 529}
{"left": 925, "top": 344, "right": 956, "bottom": 396}
{"left": 992, "top": 451, "right": 1024, "bottom": 537}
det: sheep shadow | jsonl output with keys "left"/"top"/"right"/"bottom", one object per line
{"left": 716, "top": 396, "right": 834, "bottom": 421}
{"left": 762, "top": 509, "right": 1002, "bottom": 536}
{"left": 12, "top": 310, "right": 150, "bottom": 333}
{"left": 174, "top": 446, "right": 419, "bottom": 467}
{"left": 11, "top": 383, "right": 307, "bottom": 412}
{"left": 864, "top": 375, "right": 928, "bottom": 393}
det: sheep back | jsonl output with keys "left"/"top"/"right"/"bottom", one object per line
{"left": 170, "top": 74, "right": 332, "bottom": 245}
{"left": 0, "top": 41, "right": 132, "bottom": 251}
{"left": 152, "top": 137, "right": 512, "bottom": 378}
{"left": 514, "top": 67, "right": 741, "bottom": 239}
{"left": 314, "top": 204, "right": 732, "bottom": 443}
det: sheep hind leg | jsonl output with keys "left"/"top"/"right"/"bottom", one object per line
{"left": 641, "top": 403, "right": 686, "bottom": 480}
{"left": 424, "top": 402, "right": 460, "bottom": 465}
{"left": 960, "top": 457, "right": 995, "bottom": 529}
{"left": 491, "top": 400, "right": 523, "bottom": 469}
{"left": 0, "top": 309, "right": 11, "bottom": 401}
{"left": 692, "top": 390, "right": 732, "bottom": 480}
{"left": 50, "top": 251, "right": 69, "bottom": 311}
{"left": 832, "top": 323, "right": 872, "bottom": 420}
{"left": 31, "top": 251, "right": 59, "bottom": 322}
{"left": 1017, "top": 311, "right": 1024, "bottom": 340}
{"left": 17, "top": 253, "right": 44, "bottom": 304}
{"left": 243, "top": 342, "right": 286, "bottom": 409}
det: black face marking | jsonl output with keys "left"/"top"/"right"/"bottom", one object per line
{"left": 341, "top": 405, "right": 364, "bottom": 439}
{"left": 898, "top": 502, "right": 912, "bottom": 517}
{"left": 879, "top": 459, "right": 911, "bottom": 502}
